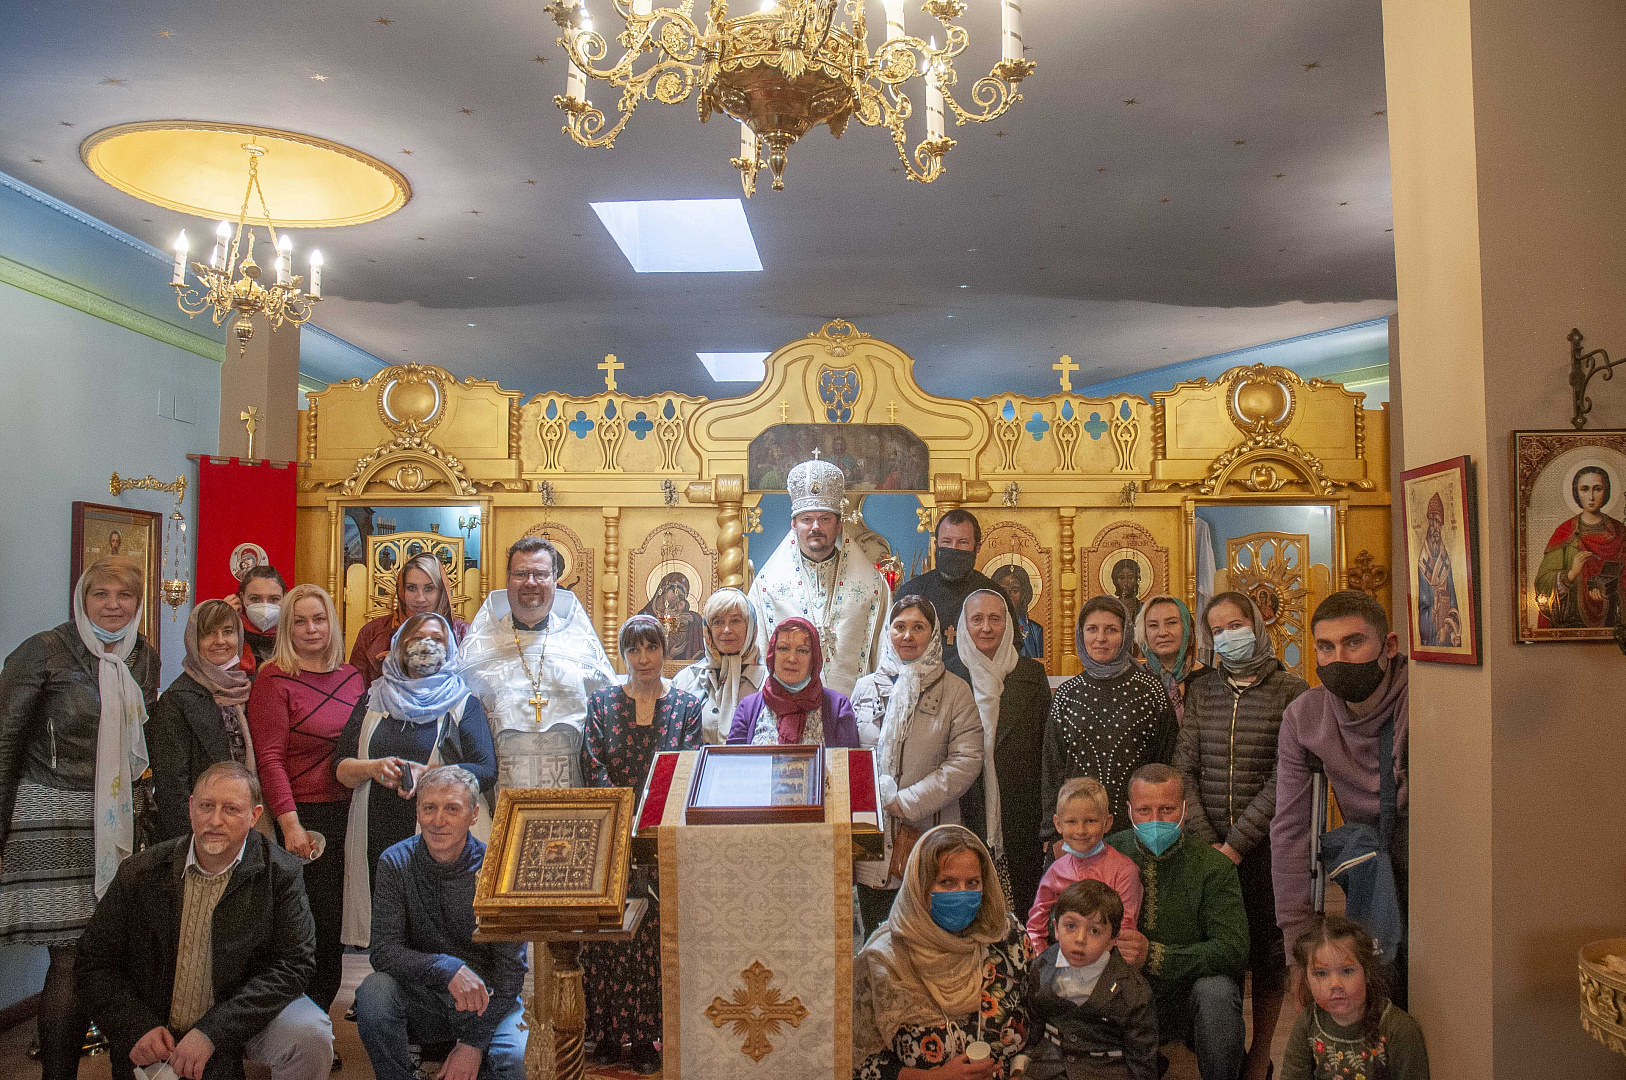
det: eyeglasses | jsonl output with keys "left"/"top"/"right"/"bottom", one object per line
{"left": 508, "top": 571, "right": 554, "bottom": 584}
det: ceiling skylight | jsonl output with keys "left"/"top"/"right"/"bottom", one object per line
{"left": 590, "top": 199, "right": 763, "bottom": 273}
{"left": 697, "top": 351, "right": 771, "bottom": 381}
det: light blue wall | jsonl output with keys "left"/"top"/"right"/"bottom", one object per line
{"left": 0, "top": 281, "right": 224, "bottom": 1007}
{"left": 367, "top": 504, "right": 485, "bottom": 565}
{"left": 1196, "top": 503, "right": 1336, "bottom": 574}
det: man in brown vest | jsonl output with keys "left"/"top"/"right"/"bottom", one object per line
{"left": 76, "top": 761, "right": 333, "bottom": 1080}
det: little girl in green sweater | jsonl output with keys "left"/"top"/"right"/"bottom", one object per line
{"left": 1282, "top": 915, "right": 1430, "bottom": 1080}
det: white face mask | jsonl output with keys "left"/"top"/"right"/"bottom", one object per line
{"left": 246, "top": 602, "right": 280, "bottom": 633}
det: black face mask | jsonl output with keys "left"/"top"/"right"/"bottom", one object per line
{"left": 1316, "top": 654, "right": 1389, "bottom": 703}
{"left": 936, "top": 547, "right": 976, "bottom": 583}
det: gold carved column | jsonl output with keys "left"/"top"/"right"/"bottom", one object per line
{"left": 1058, "top": 507, "right": 1079, "bottom": 676}
{"left": 685, "top": 474, "right": 746, "bottom": 589}
{"left": 601, "top": 507, "right": 621, "bottom": 659}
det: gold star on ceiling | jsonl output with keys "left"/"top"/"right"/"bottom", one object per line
{"left": 1373, "top": 109, "right": 1386, "bottom": 116}
{"left": 29, "top": 158, "right": 43, "bottom": 164}
{"left": 1274, "top": 172, "right": 1286, "bottom": 179}
{"left": 533, "top": 55, "right": 549, "bottom": 64}
{"left": 103, "top": 77, "right": 123, "bottom": 85}
{"left": 1339, "top": 201, "right": 1349, "bottom": 206}
{"left": 1096, "top": 166, "right": 1107, "bottom": 173}
{"left": 59, "top": 120, "right": 73, "bottom": 126}
{"left": 459, "top": 107, "right": 474, "bottom": 115}
{"left": 523, "top": 179, "right": 537, "bottom": 184}
{"left": 401, "top": 149, "right": 414, "bottom": 155}
{"left": 468, "top": 209, "right": 482, "bottom": 215}
{"left": 1122, "top": 98, "right": 1138, "bottom": 105}
{"left": 1233, "top": 139, "right": 1246, "bottom": 145}
{"left": 311, "top": 73, "right": 328, "bottom": 81}
{"left": 1303, "top": 61, "right": 1320, "bottom": 71}
{"left": 994, "top": 130, "right": 1006, "bottom": 138}
{"left": 1160, "top": 198, "right": 1170, "bottom": 204}
{"left": 157, "top": 29, "right": 172, "bottom": 38}
{"left": 376, "top": 16, "right": 394, "bottom": 25}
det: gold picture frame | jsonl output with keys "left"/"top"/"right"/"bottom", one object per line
{"left": 473, "top": 787, "right": 634, "bottom": 933}
{"left": 71, "top": 501, "right": 163, "bottom": 651}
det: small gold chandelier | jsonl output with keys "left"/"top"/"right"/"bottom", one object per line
{"left": 545, "top": 0, "right": 1035, "bottom": 195}
{"left": 169, "top": 142, "right": 323, "bottom": 354}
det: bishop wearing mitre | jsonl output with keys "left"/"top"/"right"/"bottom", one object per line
{"left": 750, "top": 453, "right": 891, "bottom": 696}
{"left": 456, "top": 536, "right": 617, "bottom": 789}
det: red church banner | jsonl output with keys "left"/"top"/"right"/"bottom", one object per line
{"left": 193, "top": 457, "right": 298, "bottom": 603}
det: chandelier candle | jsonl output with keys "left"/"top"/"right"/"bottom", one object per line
{"left": 211, "top": 220, "right": 229, "bottom": 270}
{"left": 171, "top": 231, "right": 188, "bottom": 286}
{"left": 927, "top": 66, "right": 944, "bottom": 140}
{"left": 882, "top": 0, "right": 905, "bottom": 42}
{"left": 275, "top": 234, "right": 292, "bottom": 286}
{"left": 308, "top": 250, "right": 323, "bottom": 298}
{"left": 1001, "top": 0, "right": 1023, "bottom": 62}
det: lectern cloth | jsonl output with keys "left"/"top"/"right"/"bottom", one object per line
{"left": 649, "top": 751, "right": 859, "bottom": 1080}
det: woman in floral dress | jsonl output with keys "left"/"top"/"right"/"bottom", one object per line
{"left": 580, "top": 614, "right": 703, "bottom": 1074}
{"left": 854, "top": 824, "right": 1033, "bottom": 1080}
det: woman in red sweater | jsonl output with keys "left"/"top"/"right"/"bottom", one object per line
{"left": 247, "top": 583, "right": 362, "bottom": 1018}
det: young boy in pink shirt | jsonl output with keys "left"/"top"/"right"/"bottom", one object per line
{"left": 1027, "top": 777, "right": 1144, "bottom": 953}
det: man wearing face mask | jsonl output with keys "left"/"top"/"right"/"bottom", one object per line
{"left": 1108, "top": 764, "right": 1248, "bottom": 1080}
{"left": 895, "top": 510, "right": 1018, "bottom": 681}
{"left": 1271, "top": 589, "right": 1410, "bottom": 1005}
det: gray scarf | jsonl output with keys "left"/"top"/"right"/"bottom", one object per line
{"left": 1198, "top": 592, "right": 1278, "bottom": 681}
{"left": 1076, "top": 596, "right": 1136, "bottom": 680}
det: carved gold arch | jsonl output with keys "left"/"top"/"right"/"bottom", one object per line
{"left": 296, "top": 321, "right": 1392, "bottom": 677}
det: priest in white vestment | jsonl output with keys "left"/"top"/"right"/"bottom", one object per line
{"left": 456, "top": 536, "right": 616, "bottom": 790}
{"left": 749, "top": 453, "right": 891, "bottom": 697}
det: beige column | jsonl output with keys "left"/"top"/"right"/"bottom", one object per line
{"left": 218, "top": 314, "right": 300, "bottom": 461}
{"left": 1384, "top": 1, "right": 1626, "bottom": 1075}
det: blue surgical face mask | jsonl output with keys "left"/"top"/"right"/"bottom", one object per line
{"left": 91, "top": 622, "right": 128, "bottom": 645}
{"left": 1062, "top": 840, "right": 1105, "bottom": 860}
{"left": 929, "top": 889, "right": 984, "bottom": 933}
{"left": 778, "top": 674, "right": 813, "bottom": 692}
{"left": 1133, "top": 811, "right": 1184, "bottom": 857}
{"left": 1212, "top": 627, "right": 1256, "bottom": 666}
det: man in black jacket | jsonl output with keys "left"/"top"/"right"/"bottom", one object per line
{"left": 895, "top": 509, "right": 1017, "bottom": 680}
{"left": 76, "top": 761, "right": 332, "bottom": 1080}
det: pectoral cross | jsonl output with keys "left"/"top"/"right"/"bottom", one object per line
{"left": 598, "top": 353, "right": 624, "bottom": 393}
{"left": 945, "top": 625, "right": 956, "bottom": 646}
{"left": 529, "top": 691, "right": 549, "bottom": 723}
{"left": 1053, "top": 354, "right": 1079, "bottom": 394}
{"left": 240, "top": 406, "right": 262, "bottom": 460}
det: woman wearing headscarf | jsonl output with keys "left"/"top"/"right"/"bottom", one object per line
{"left": 853, "top": 824, "right": 1032, "bottom": 1080}
{"left": 1040, "top": 596, "right": 1178, "bottom": 843}
{"left": 954, "top": 589, "right": 1053, "bottom": 922}
{"left": 1175, "top": 590, "right": 1308, "bottom": 1080}
{"left": 581, "top": 615, "right": 704, "bottom": 1074}
{"left": 726, "top": 617, "right": 860, "bottom": 747}
{"left": 0, "top": 556, "right": 158, "bottom": 1080}
{"left": 247, "top": 582, "right": 363, "bottom": 1019}
{"left": 335, "top": 611, "right": 496, "bottom": 947}
{"left": 148, "top": 599, "right": 270, "bottom": 842}
{"left": 1135, "top": 594, "right": 1208, "bottom": 725}
{"left": 348, "top": 552, "right": 470, "bottom": 689}
{"left": 671, "top": 587, "right": 768, "bottom": 744}
{"left": 851, "top": 597, "right": 984, "bottom": 936}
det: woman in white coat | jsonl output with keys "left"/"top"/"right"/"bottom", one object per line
{"left": 851, "top": 595, "right": 985, "bottom": 937}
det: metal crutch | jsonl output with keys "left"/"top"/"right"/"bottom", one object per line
{"left": 1307, "top": 750, "right": 1329, "bottom": 914}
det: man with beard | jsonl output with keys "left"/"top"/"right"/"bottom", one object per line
{"left": 749, "top": 454, "right": 891, "bottom": 696}
{"left": 895, "top": 510, "right": 1017, "bottom": 681}
{"left": 455, "top": 537, "right": 617, "bottom": 791}
{"left": 76, "top": 762, "right": 333, "bottom": 1080}
{"left": 1416, "top": 493, "right": 1461, "bottom": 647}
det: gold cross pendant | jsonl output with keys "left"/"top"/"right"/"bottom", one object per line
{"left": 945, "top": 625, "right": 956, "bottom": 645}
{"left": 529, "top": 692, "right": 549, "bottom": 724}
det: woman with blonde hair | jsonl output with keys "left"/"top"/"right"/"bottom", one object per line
{"left": 349, "top": 552, "right": 469, "bottom": 689}
{"left": 0, "top": 556, "right": 158, "bottom": 1080}
{"left": 670, "top": 587, "right": 768, "bottom": 744}
{"left": 853, "top": 824, "right": 1032, "bottom": 1080}
{"left": 247, "top": 582, "right": 362, "bottom": 1020}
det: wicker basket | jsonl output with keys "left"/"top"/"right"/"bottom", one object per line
{"left": 1579, "top": 938, "right": 1626, "bottom": 1056}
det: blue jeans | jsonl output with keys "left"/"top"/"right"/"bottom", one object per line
{"left": 355, "top": 971, "right": 526, "bottom": 1080}
{"left": 1157, "top": 974, "right": 1245, "bottom": 1080}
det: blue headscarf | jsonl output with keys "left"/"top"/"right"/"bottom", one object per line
{"left": 366, "top": 613, "right": 471, "bottom": 724}
{"left": 1136, "top": 594, "right": 1195, "bottom": 691}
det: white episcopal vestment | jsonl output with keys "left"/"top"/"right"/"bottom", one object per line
{"left": 455, "top": 588, "right": 616, "bottom": 789}
{"left": 749, "top": 456, "right": 890, "bottom": 697}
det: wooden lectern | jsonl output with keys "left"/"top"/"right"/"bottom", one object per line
{"left": 473, "top": 787, "right": 645, "bottom": 1080}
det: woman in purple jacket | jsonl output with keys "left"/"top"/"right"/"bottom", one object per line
{"left": 727, "top": 617, "right": 860, "bottom": 746}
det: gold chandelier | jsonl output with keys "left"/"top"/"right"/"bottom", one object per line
{"left": 169, "top": 142, "right": 323, "bottom": 354}
{"left": 545, "top": 0, "right": 1036, "bottom": 195}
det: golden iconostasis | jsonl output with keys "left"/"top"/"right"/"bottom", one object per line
{"left": 295, "top": 319, "right": 1391, "bottom": 680}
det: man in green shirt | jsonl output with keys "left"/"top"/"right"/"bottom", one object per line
{"left": 1109, "top": 764, "right": 1249, "bottom": 1080}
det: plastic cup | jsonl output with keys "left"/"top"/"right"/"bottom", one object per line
{"left": 965, "top": 1041, "right": 991, "bottom": 1062}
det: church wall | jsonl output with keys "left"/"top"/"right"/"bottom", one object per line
{"left": 0, "top": 280, "right": 220, "bottom": 1008}
{"left": 1387, "top": 0, "right": 1626, "bottom": 1074}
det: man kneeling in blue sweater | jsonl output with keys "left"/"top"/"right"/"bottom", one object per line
{"left": 356, "top": 766, "right": 527, "bottom": 1080}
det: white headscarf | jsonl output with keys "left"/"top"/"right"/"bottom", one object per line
{"left": 874, "top": 602, "right": 945, "bottom": 810}
{"left": 697, "top": 589, "right": 767, "bottom": 744}
{"left": 72, "top": 569, "right": 150, "bottom": 899}
{"left": 954, "top": 590, "right": 1019, "bottom": 860}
